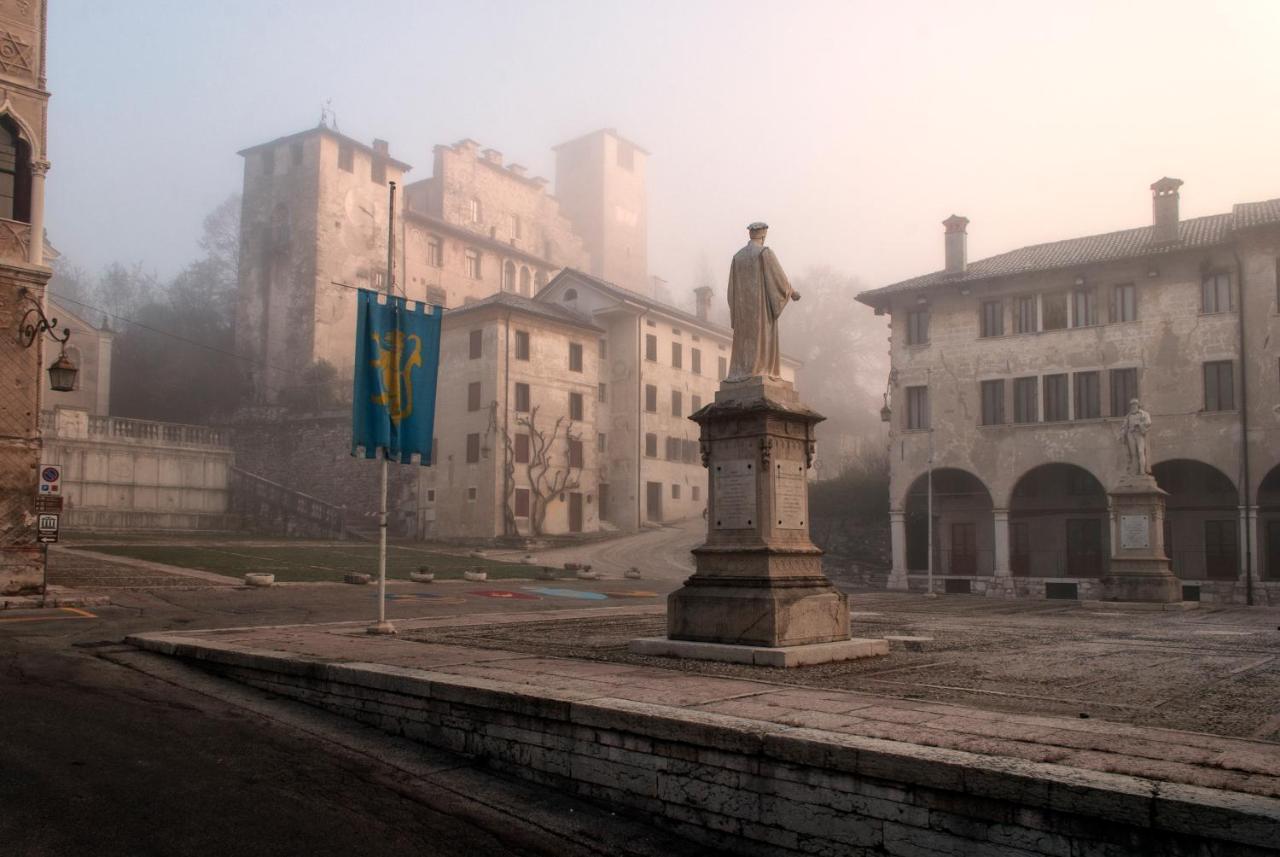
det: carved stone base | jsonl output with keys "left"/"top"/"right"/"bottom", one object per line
{"left": 629, "top": 635, "right": 887, "bottom": 667}
{"left": 1104, "top": 479, "right": 1180, "bottom": 603}
{"left": 1102, "top": 558, "right": 1183, "bottom": 603}
{"left": 667, "top": 568, "right": 850, "bottom": 647}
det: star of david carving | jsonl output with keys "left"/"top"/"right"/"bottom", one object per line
{"left": 0, "top": 30, "right": 32, "bottom": 76}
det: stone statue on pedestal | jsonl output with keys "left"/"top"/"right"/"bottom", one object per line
{"left": 1119, "top": 399, "right": 1151, "bottom": 476}
{"left": 727, "top": 222, "right": 801, "bottom": 382}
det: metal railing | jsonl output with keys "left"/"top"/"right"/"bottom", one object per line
{"left": 1011, "top": 550, "right": 1106, "bottom": 578}
{"left": 230, "top": 467, "right": 345, "bottom": 539}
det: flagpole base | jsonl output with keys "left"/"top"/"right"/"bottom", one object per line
{"left": 366, "top": 621, "right": 398, "bottom": 636}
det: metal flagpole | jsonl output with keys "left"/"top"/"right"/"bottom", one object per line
{"left": 370, "top": 181, "right": 398, "bottom": 636}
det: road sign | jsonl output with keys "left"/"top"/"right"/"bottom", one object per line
{"left": 38, "top": 464, "right": 61, "bottom": 495}
{"left": 34, "top": 495, "right": 63, "bottom": 513}
{"left": 37, "top": 513, "right": 59, "bottom": 544}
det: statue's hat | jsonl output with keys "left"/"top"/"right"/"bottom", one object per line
{"left": 747, "top": 221, "right": 769, "bottom": 231}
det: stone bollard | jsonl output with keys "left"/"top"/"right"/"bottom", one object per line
{"left": 410, "top": 567, "right": 434, "bottom": 583}
{"left": 624, "top": 567, "right": 642, "bottom": 580}
{"left": 244, "top": 572, "right": 275, "bottom": 587}
{"left": 464, "top": 567, "right": 488, "bottom": 582}
{"left": 537, "top": 566, "right": 558, "bottom": 580}
{"left": 576, "top": 564, "right": 600, "bottom": 581}
{"left": 343, "top": 572, "right": 372, "bottom": 585}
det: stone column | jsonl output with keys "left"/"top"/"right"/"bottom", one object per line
{"left": 1102, "top": 474, "right": 1181, "bottom": 603}
{"left": 28, "top": 159, "right": 49, "bottom": 267}
{"left": 992, "top": 508, "right": 1011, "bottom": 577}
{"left": 1242, "top": 505, "right": 1261, "bottom": 585}
{"left": 887, "top": 510, "right": 909, "bottom": 590}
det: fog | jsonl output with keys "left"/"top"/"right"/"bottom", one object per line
{"left": 47, "top": 0, "right": 1280, "bottom": 292}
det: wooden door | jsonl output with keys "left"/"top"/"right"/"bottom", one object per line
{"left": 645, "top": 481, "right": 662, "bottom": 523}
{"left": 1066, "top": 519, "right": 1103, "bottom": 577}
{"left": 568, "top": 492, "right": 583, "bottom": 533}
{"left": 951, "top": 522, "right": 976, "bottom": 575}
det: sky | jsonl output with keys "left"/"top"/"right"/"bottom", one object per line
{"left": 45, "top": 0, "right": 1280, "bottom": 296}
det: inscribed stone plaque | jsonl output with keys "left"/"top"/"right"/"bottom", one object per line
{"left": 774, "top": 461, "right": 808, "bottom": 529}
{"left": 1120, "top": 514, "right": 1150, "bottom": 549}
{"left": 714, "top": 459, "right": 756, "bottom": 529}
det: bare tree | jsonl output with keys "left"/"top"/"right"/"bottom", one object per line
{"left": 517, "top": 405, "right": 583, "bottom": 536}
{"left": 485, "top": 401, "right": 518, "bottom": 537}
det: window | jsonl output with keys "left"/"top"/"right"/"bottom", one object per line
{"left": 1071, "top": 288, "right": 1098, "bottom": 328}
{"left": 1013, "top": 377, "right": 1039, "bottom": 423}
{"left": 466, "top": 433, "right": 481, "bottom": 463}
{"left": 671, "top": 484, "right": 681, "bottom": 500}
{"left": 426, "top": 490, "right": 435, "bottom": 502}
{"left": 980, "top": 300, "right": 1003, "bottom": 338}
{"left": 1041, "top": 294, "right": 1068, "bottom": 331}
{"left": 1110, "top": 368, "right": 1138, "bottom": 417}
{"left": 598, "top": 383, "right": 607, "bottom": 403}
{"left": 502, "top": 261, "right": 515, "bottom": 292}
{"left": 1073, "top": 371, "right": 1100, "bottom": 420}
{"left": 468, "top": 329, "right": 482, "bottom": 359}
{"left": 1110, "top": 284, "right": 1136, "bottom": 323}
{"left": 665, "top": 437, "right": 678, "bottom": 461}
{"left": 1203, "top": 360, "right": 1234, "bottom": 411}
{"left": 569, "top": 439, "right": 584, "bottom": 468}
{"left": 372, "top": 271, "right": 386, "bottom": 290}
{"left": 515, "top": 434, "right": 530, "bottom": 464}
{"left": 980, "top": 380, "right": 1004, "bottom": 426}
{"left": 338, "top": 142, "right": 354, "bottom": 172}
{"left": 906, "top": 309, "right": 929, "bottom": 345}
{"left": 671, "top": 390, "right": 682, "bottom": 418}
{"left": 692, "top": 486, "right": 701, "bottom": 502}
{"left": 691, "top": 348, "right": 701, "bottom": 374}
{"left": 510, "top": 213, "right": 521, "bottom": 239}
{"left": 514, "top": 488, "right": 530, "bottom": 518}
{"left": 645, "top": 384, "right": 657, "bottom": 413}
{"left": 617, "top": 141, "right": 635, "bottom": 170}
{"left": 598, "top": 339, "right": 608, "bottom": 359}
{"left": 469, "top": 197, "right": 482, "bottom": 223}
{"left": 1043, "top": 374, "right": 1069, "bottom": 421}
{"left": 290, "top": 142, "right": 303, "bottom": 166}
{"left": 568, "top": 342, "right": 583, "bottom": 372}
{"left": 467, "top": 381, "right": 481, "bottom": 411}
{"left": 427, "top": 235, "right": 443, "bottom": 267}
{"left": 905, "top": 386, "right": 929, "bottom": 431}
{"left": 519, "top": 267, "right": 531, "bottom": 296}
{"left": 426, "top": 286, "right": 446, "bottom": 307}
{"left": 645, "top": 433, "right": 657, "bottom": 457}
{"left": 718, "top": 356, "right": 728, "bottom": 380}
{"left": 1013, "top": 296, "right": 1037, "bottom": 334}
{"left": 645, "top": 334, "right": 658, "bottom": 361}
{"left": 691, "top": 394, "right": 702, "bottom": 412}
{"left": 514, "top": 330, "right": 530, "bottom": 360}
{"left": 597, "top": 433, "right": 606, "bottom": 453}
{"left": 464, "top": 248, "right": 481, "bottom": 279}
{"left": 515, "top": 382, "right": 530, "bottom": 413}
{"left": 569, "top": 392, "right": 584, "bottom": 421}
{"left": 1201, "top": 272, "right": 1232, "bottom": 314}
{"left": 467, "top": 487, "right": 477, "bottom": 502}
{"left": 371, "top": 152, "right": 386, "bottom": 184}
{"left": 671, "top": 342, "right": 683, "bottom": 369}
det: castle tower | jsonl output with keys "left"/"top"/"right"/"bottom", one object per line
{"left": 235, "top": 126, "right": 411, "bottom": 403}
{"left": 553, "top": 129, "right": 648, "bottom": 293}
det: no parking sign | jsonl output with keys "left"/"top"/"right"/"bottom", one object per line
{"left": 38, "top": 464, "right": 61, "bottom": 495}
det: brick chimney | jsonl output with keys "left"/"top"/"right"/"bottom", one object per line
{"left": 694, "top": 286, "right": 713, "bottom": 321}
{"left": 1151, "top": 177, "right": 1183, "bottom": 244}
{"left": 372, "top": 139, "right": 389, "bottom": 157}
{"left": 943, "top": 214, "right": 969, "bottom": 274}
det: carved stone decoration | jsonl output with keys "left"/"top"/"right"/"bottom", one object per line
{"left": 0, "top": 217, "right": 30, "bottom": 258}
{"left": 699, "top": 439, "right": 711, "bottom": 468}
{"left": 0, "top": 29, "right": 32, "bottom": 76}
{"left": 759, "top": 435, "right": 773, "bottom": 465}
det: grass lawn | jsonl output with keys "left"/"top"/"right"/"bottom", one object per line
{"left": 77, "top": 543, "right": 541, "bottom": 583}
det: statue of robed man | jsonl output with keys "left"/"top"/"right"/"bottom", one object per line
{"left": 727, "top": 222, "right": 800, "bottom": 381}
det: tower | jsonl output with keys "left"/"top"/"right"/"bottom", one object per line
{"left": 553, "top": 129, "right": 648, "bottom": 293}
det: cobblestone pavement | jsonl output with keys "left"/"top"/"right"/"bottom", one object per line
{"left": 400, "top": 593, "right": 1280, "bottom": 741}
{"left": 45, "top": 548, "right": 233, "bottom": 589}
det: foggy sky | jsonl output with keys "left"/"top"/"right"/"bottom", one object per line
{"left": 46, "top": 0, "right": 1280, "bottom": 295}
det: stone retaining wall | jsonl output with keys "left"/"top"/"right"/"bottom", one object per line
{"left": 131, "top": 636, "right": 1280, "bottom": 857}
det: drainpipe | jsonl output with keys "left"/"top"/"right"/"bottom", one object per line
{"left": 1232, "top": 246, "right": 1253, "bottom": 605}
{"left": 504, "top": 309, "right": 511, "bottom": 538}
{"left": 637, "top": 312, "right": 644, "bottom": 530}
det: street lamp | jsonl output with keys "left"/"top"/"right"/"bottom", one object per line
{"left": 17, "top": 287, "right": 77, "bottom": 392}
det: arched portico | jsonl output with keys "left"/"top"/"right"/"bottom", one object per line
{"left": 1152, "top": 460, "right": 1238, "bottom": 580}
{"left": 1008, "top": 464, "right": 1108, "bottom": 577}
{"left": 902, "top": 468, "right": 994, "bottom": 575}
{"left": 1260, "top": 466, "right": 1280, "bottom": 581}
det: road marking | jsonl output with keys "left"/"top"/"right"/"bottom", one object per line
{"left": 0, "top": 607, "right": 97, "bottom": 624}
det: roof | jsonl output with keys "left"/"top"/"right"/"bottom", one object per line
{"left": 404, "top": 209, "right": 554, "bottom": 268}
{"left": 551, "top": 128, "right": 650, "bottom": 156}
{"left": 542, "top": 268, "right": 733, "bottom": 339}
{"left": 858, "top": 196, "right": 1280, "bottom": 306}
{"left": 445, "top": 291, "right": 603, "bottom": 333}
{"left": 237, "top": 125, "right": 413, "bottom": 171}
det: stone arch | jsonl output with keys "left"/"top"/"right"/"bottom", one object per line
{"left": 1259, "top": 465, "right": 1280, "bottom": 580}
{"left": 903, "top": 468, "right": 994, "bottom": 575}
{"left": 0, "top": 112, "right": 32, "bottom": 223}
{"left": 1008, "top": 463, "right": 1108, "bottom": 577}
{"left": 1153, "top": 459, "right": 1239, "bottom": 581}
{"left": 563, "top": 287, "right": 578, "bottom": 302}
{"left": 519, "top": 265, "right": 532, "bottom": 297}
{"left": 0, "top": 101, "right": 41, "bottom": 160}
{"left": 502, "top": 260, "right": 516, "bottom": 292}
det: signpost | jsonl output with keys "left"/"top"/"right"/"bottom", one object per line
{"left": 36, "top": 464, "right": 61, "bottom": 605}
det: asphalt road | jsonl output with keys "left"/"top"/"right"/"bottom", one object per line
{"left": 0, "top": 558, "right": 706, "bottom": 857}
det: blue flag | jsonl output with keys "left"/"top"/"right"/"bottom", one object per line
{"left": 351, "top": 289, "right": 442, "bottom": 464}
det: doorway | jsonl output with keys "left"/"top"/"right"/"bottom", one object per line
{"left": 645, "top": 481, "right": 662, "bottom": 523}
{"left": 568, "top": 492, "right": 583, "bottom": 533}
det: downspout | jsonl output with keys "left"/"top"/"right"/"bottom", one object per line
{"left": 503, "top": 309, "right": 511, "bottom": 538}
{"left": 637, "top": 311, "right": 644, "bottom": 530}
{"left": 1232, "top": 246, "right": 1253, "bottom": 605}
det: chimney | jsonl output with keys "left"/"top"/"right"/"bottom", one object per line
{"left": 372, "top": 138, "right": 389, "bottom": 157}
{"left": 1150, "top": 177, "right": 1183, "bottom": 243}
{"left": 943, "top": 214, "right": 969, "bottom": 274}
{"left": 694, "top": 286, "right": 713, "bottom": 320}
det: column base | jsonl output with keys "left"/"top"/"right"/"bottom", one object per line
{"left": 629, "top": 636, "right": 888, "bottom": 667}
{"left": 667, "top": 575, "right": 850, "bottom": 648}
{"left": 1101, "top": 558, "right": 1181, "bottom": 603}
{"left": 886, "top": 568, "right": 910, "bottom": 591}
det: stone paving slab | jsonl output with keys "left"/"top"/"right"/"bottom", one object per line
{"left": 129, "top": 606, "right": 1280, "bottom": 803}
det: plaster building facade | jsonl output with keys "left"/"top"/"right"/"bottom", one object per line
{"left": 42, "top": 296, "right": 111, "bottom": 415}
{"left": 235, "top": 125, "right": 641, "bottom": 404}
{"left": 0, "top": 0, "right": 51, "bottom": 594}
{"left": 858, "top": 179, "right": 1280, "bottom": 604}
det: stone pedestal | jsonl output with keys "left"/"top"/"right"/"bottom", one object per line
{"left": 631, "top": 376, "right": 886, "bottom": 666}
{"left": 1102, "top": 474, "right": 1181, "bottom": 603}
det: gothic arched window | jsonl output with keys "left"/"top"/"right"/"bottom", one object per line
{"left": 0, "top": 114, "right": 31, "bottom": 223}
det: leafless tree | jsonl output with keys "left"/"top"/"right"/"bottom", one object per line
{"left": 517, "top": 405, "right": 583, "bottom": 536}
{"left": 485, "top": 401, "right": 518, "bottom": 537}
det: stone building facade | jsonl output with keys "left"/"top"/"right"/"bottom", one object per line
{"left": 0, "top": 0, "right": 51, "bottom": 594}
{"left": 42, "top": 297, "right": 111, "bottom": 415}
{"left": 235, "top": 125, "right": 641, "bottom": 404}
{"left": 858, "top": 179, "right": 1280, "bottom": 604}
